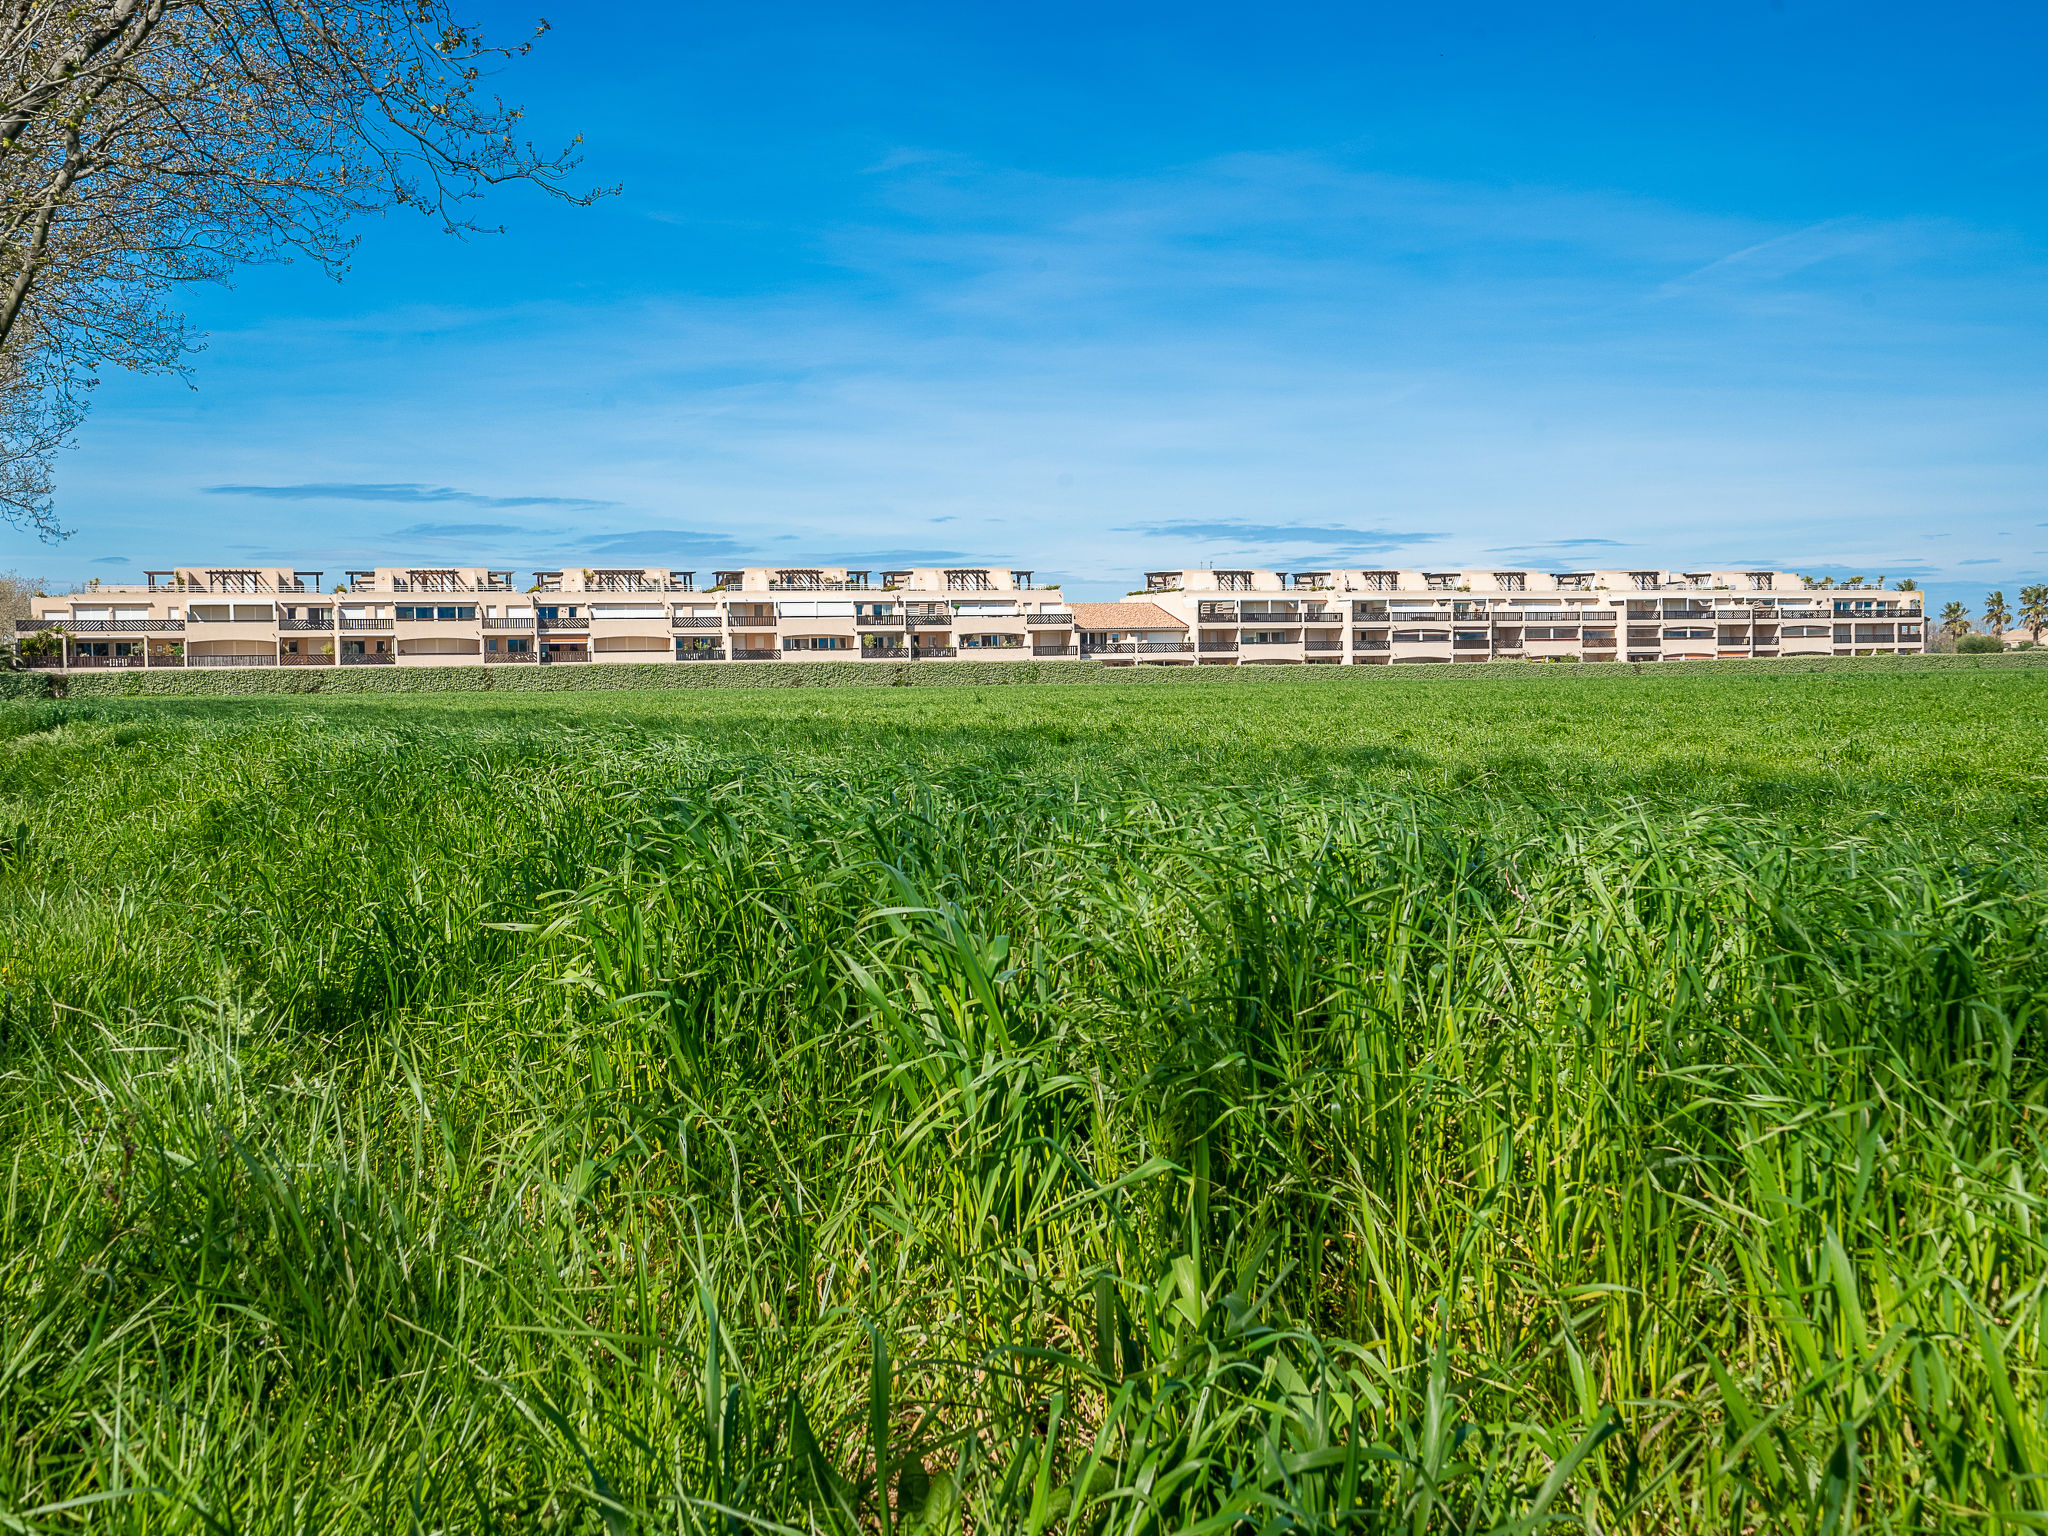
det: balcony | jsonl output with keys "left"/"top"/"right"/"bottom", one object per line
{"left": 279, "top": 651, "right": 333, "bottom": 666}
{"left": 913, "top": 645, "right": 958, "bottom": 657}
{"left": 908, "top": 615, "right": 953, "bottom": 627}
{"left": 674, "top": 648, "right": 728, "bottom": 661}
{"left": 1240, "top": 635, "right": 1298, "bottom": 646}
{"left": 341, "top": 618, "right": 394, "bottom": 630}
{"left": 339, "top": 653, "right": 396, "bottom": 665}
{"left": 539, "top": 653, "right": 591, "bottom": 664}
{"left": 1198, "top": 640, "right": 1239, "bottom": 652}
{"left": 538, "top": 616, "right": 590, "bottom": 630}
{"left": 1031, "top": 644, "right": 1077, "bottom": 656}
{"left": 855, "top": 615, "right": 906, "bottom": 629}
{"left": 671, "top": 615, "right": 722, "bottom": 628}
{"left": 731, "top": 647, "right": 781, "bottom": 660}
{"left": 1082, "top": 642, "right": 1136, "bottom": 655}
{"left": 483, "top": 651, "right": 540, "bottom": 664}
{"left": 483, "top": 617, "right": 536, "bottom": 631}
{"left": 726, "top": 614, "right": 777, "bottom": 628}
{"left": 190, "top": 654, "right": 277, "bottom": 668}
{"left": 1303, "top": 640, "right": 1343, "bottom": 652}
{"left": 1023, "top": 612, "right": 1076, "bottom": 626}
{"left": 1138, "top": 641, "right": 1194, "bottom": 653}
{"left": 64, "top": 654, "right": 149, "bottom": 669}
{"left": 1353, "top": 638, "right": 1391, "bottom": 651}
{"left": 277, "top": 618, "right": 333, "bottom": 631}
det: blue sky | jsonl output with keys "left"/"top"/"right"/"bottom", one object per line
{"left": 11, "top": 0, "right": 2048, "bottom": 605}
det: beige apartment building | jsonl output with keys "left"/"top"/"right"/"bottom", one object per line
{"left": 1123, "top": 566, "right": 1925, "bottom": 665}
{"left": 15, "top": 564, "right": 1077, "bottom": 670}
{"left": 14, "top": 560, "right": 1924, "bottom": 671}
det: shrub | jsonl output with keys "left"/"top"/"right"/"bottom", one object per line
{"left": 1956, "top": 633, "right": 2005, "bottom": 654}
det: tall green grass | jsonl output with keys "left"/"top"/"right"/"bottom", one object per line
{"left": 0, "top": 672, "right": 2042, "bottom": 1531}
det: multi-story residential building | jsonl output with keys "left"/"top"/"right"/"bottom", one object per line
{"left": 1131, "top": 567, "right": 1925, "bottom": 665}
{"left": 12, "top": 560, "right": 1926, "bottom": 671}
{"left": 16, "top": 564, "right": 1077, "bottom": 670}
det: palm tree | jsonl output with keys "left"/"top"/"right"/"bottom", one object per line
{"left": 2020, "top": 584, "right": 2048, "bottom": 643}
{"left": 1983, "top": 590, "right": 2012, "bottom": 635}
{"left": 1940, "top": 601, "right": 1972, "bottom": 639}
{"left": 1894, "top": 579, "right": 1919, "bottom": 592}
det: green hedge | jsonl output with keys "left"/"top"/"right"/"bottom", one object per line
{"left": 27, "top": 647, "right": 2048, "bottom": 702}
{"left": 51, "top": 659, "right": 1107, "bottom": 698}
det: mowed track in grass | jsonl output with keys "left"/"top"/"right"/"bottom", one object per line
{"left": 0, "top": 665, "right": 2043, "bottom": 1532}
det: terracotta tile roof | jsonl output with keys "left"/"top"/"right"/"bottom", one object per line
{"left": 1069, "top": 601, "right": 1187, "bottom": 631}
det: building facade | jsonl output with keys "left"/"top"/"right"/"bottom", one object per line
{"left": 14, "top": 561, "right": 1925, "bottom": 671}
{"left": 1130, "top": 567, "right": 1925, "bottom": 665}
{"left": 16, "top": 565, "right": 1077, "bottom": 670}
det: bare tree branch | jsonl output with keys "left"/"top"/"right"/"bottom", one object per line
{"left": 0, "top": 0, "right": 605, "bottom": 540}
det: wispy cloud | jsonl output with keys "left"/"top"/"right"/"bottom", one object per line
{"left": 206, "top": 482, "right": 614, "bottom": 510}
{"left": 573, "top": 528, "right": 749, "bottom": 558}
{"left": 87, "top": 555, "right": 128, "bottom": 566}
{"left": 1125, "top": 520, "right": 1440, "bottom": 551}
{"left": 393, "top": 521, "right": 526, "bottom": 539}
{"left": 1487, "top": 538, "right": 1628, "bottom": 551}
{"left": 1959, "top": 558, "right": 2000, "bottom": 565}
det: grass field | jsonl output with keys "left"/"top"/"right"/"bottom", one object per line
{"left": 0, "top": 665, "right": 2044, "bottom": 1532}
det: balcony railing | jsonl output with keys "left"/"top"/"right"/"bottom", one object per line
{"left": 186, "top": 614, "right": 276, "bottom": 623}
{"left": 675, "top": 648, "right": 727, "bottom": 661}
{"left": 671, "top": 615, "right": 722, "bottom": 628}
{"left": 909, "top": 615, "right": 953, "bottom": 627}
{"left": 277, "top": 618, "right": 333, "bottom": 631}
{"left": 1032, "top": 645, "right": 1077, "bottom": 656}
{"left": 279, "top": 652, "right": 333, "bottom": 666}
{"left": 726, "top": 615, "right": 777, "bottom": 628}
{"left": 731, "top": 647, "right": 781, "bottom": 660}
{"left": 16, "top": 618, "right": 185, "bottom": 633}
{"left": 482, "top": 618, "right": 536, "bottom": 630}
{"left": 1082, "top": 642, "right": 1136, "bottom": 655}
{"left": 1354, "top": 639, "right": 1391, "bottom": 651}
{"left": 1303, "top": 640, "right": 1344, "bottom": 652}
{"left": 1197, "top": 641, "right": 1239, "bottom": 652}
{"left": 190, "top": 654, "right": 277, "bottom": 668}
{"left": 1023, "top": 612, "right": 1075, "bottom": 625}
{"left": 1138, "top": 641, "right": 1193, "bottom": 653}
{"left": 539, "top": 653, "right": 591, "bottom": 663}
{"left": 339, "top": 653, "right": 396, "bottom": 665}
{"left": 768, "top": 580, "right": 872, "bottom": 591}
{"left": 63, "top": 654, "right": 149, "bottom": 669}
{"left": 855, "top": 616, "right": 906, "bottom": 628}
{"left": 539, "top": 616, "right": 590, "bottom": 630}
{"left": 483, "top": 651, "right": 539, "bottom": 663}
{"left": 913, "top": 645, "right": 958, "bottom": 657}
{"left": 341, "top": 618, "right": 394, "bottom": 630}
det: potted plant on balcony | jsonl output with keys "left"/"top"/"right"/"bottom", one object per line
{"left": 18, "top": 627, "right": 64, "bottom": 666}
